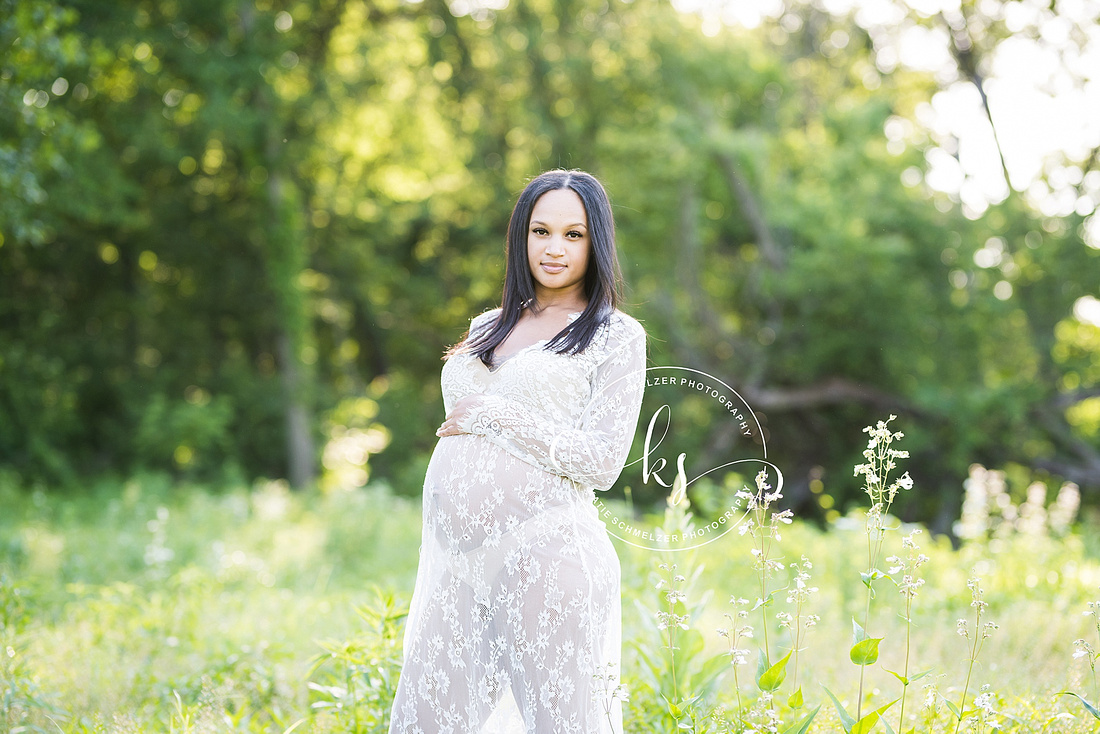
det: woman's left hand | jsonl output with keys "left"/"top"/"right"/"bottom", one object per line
{"left": 436, "top": 394, "right": 487, "bottom": 437}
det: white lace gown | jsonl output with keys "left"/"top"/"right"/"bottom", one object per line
{"left": 388, "top": 308, "right": 647, "bottom": 734}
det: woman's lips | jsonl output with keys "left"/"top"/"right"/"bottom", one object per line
{"left": 542, "top": 263, "right": 566, "bottom": 273}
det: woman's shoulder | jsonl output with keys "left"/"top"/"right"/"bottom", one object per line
{"left": 606, "top": 308, "right": 647, "bottom": 341}
{"left": 586, "top": 309, "right": 645, "bottom": 358}
{"left": 470, "top": 307, "right": 502, "bottom": 332}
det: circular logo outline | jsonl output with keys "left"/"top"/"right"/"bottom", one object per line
{"left": 596, "top": 365, "right": 784, "bottom": 552}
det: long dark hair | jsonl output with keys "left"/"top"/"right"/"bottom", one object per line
{"left": 447, "top": 169, "right": 626, "bottom": 366}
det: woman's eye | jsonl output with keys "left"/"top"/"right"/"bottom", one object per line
{"left": 533, "top": 227, "right": 548, "bottom": 235}
{"left": 567, "top": 231, "right": 584, "bottom": 239}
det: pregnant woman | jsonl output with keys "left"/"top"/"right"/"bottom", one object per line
{"left": 387, "top": 169, "right": 648, "bottom": 733}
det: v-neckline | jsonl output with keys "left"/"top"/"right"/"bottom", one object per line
{"left": 485, "top": 311, "right": 582, "bottom": 374}
{"left": 486, "top": 339, "right": 549, "bottom": 374}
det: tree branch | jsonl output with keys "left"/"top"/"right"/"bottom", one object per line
{"left": 710, "top": 145, "right": 785, "bottom": 271}
{"left": 939, "top": 10, "right": 1014, "bottom": 193}
{"left": 1052, "top": 387, "right": 1100, "bottom": 410}
{"left": 743, "top": 377, "right": 915, "bottom": 413}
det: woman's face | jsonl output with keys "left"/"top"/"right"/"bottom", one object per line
{"left": 526, "top": 188, "right": 590, "bottom": 302}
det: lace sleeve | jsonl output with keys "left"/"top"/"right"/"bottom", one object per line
{"left": 458, "top": 316, "right": 647, "bottom": 491}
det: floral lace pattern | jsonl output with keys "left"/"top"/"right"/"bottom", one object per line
{"left": 389, "top": 308, "right": 647, "bottom": 734}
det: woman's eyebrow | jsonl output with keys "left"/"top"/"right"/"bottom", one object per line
{"left": 531, "top": 219, "right": 587, "bottom": 228}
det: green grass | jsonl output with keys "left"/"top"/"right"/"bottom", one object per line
{"left": 2, "top": 474, "right": 1099, "bottom": 732}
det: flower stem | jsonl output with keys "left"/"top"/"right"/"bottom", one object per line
{"left": 857, "top": 526, "right": 876, "bottom": 721}
{"left": 1093, "top": 619, "right": 1100, "bottom": 703}
{"left": 759, "top": 534, "right": 771, "bottom": 660}
{"left": 953, "top": 605, "right": 984, "bottom": 734}
{"left": 898, "top": 595, "right": 913, "bottom": 731}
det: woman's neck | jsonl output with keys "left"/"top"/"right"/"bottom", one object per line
{"left": 527, "top": 289, "right": 587, "bottom": 315}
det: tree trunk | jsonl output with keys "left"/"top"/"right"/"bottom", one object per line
{"left": 240, "top": 0, "right": 317, "bottom": 489}
{"left": 276, "top": 329, "right": 315, "bottom": 489}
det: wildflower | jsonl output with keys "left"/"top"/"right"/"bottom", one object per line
{"left": 729, "top": 647, "right": 751, "bottom": 665}
{"left": 886, "top": 555, "right": 903, "bottom": 575}
{"left": 1073, "top": 639, "right": 1095, "bottom": 661}
{"left": 968, "top": 684, "right": 1000, "bottom": 728}
{"left": 967, "top": 577, "right": 989, "bottom": 612}
{"left": 656, "top": 611, "right": 690, "bottom": 632}
{"left": 957, "top": 619, "right": 969, "bottom": 638}
{"left": 593, "top": 662, "right": 629, "bottom": 721}
{"left": 656, "top": 611, "right": 670, "bottom": 631}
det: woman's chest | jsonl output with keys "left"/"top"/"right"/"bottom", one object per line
{"left": 442, "top": 348, "right": 594, "bottom": 419}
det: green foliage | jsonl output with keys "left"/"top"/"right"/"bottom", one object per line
{"left": 825, "top": 687, "right": 898, "bottom": 734}
{"left": 306, "top": 589, "right": 406, "bottom": 732}
{"left": 630, "top": 559, "right": 729, "bottom": 731}
{"left": 0, "top": 476, "right": 1100, "bottom": 730}
{"left": 782, "top": 705, "right": 821, "bottom": 734}
{"left": 1, "top": 0, "right": 1097, "bottom": 513}
{"left": 134, "top": 392, "right": 237, "bottom": 476}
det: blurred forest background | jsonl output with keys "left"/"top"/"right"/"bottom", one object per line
{"left": 3, "top": 0, "right": 1099, "bottom": 532}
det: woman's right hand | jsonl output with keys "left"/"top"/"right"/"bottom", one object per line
{"left": 436, "top": 394, "right": 487, "bottom": 437}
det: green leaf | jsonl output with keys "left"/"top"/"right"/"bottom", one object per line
{"left": 757, "top": 648, "right": 771, "bottom": 681}
{"left": 780, "top": 705, "right": 821, "bottom": 734}
{"left": 850, "top": 637, "right": 883, "bottom": 666}
{"left": 944, "top": 699, "right": 961, "bottom": 719}
{"left": 909, "top": 668, "right": 934, "bottom": 684}
{"left": 860, "top": 568, "right": 892, "bottom": 590}
{"left": 883, "top": 666, "right": 930, "bottom": 686}
{"left": 852, "top": 618, "right": 868, "bottom": 644}
{"left": 852, "top": 699, "right": 899, "bottom": 734}
{"left": 851, "top": 711, "right": 881, "bottom": 734}
{"left": 884, "top": 668, "right": 908, "bottom": 686}
{"left": 788, "top": 685, "right": 804, "bottom": 708}
{"left": 751, "top": 592, "right": 779, "bottom": 612}
{"left": 757, "top": 650, "right": 792, "bottom": 692}
{"left": 1056, "top": 691, "right": 1100, "bottom": 720}
{"left": 823, "top": 686, "right": 856, "bottom": 733}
